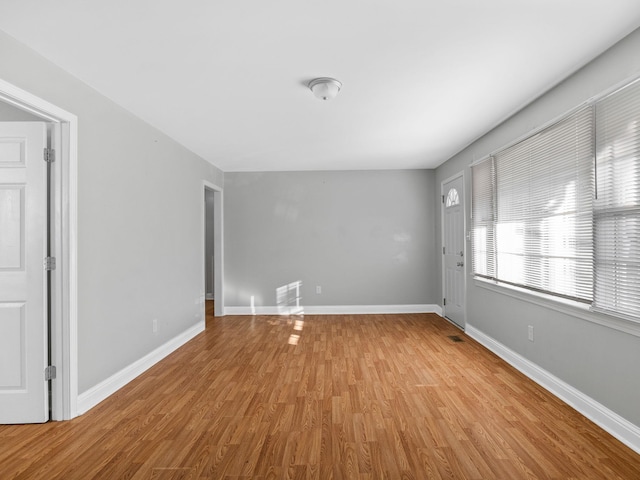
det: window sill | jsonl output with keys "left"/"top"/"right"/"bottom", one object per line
{"left": 473, "top": 277, "right": 640, "bottom": 339}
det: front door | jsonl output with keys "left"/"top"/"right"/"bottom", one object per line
{"left": 0, "top": 122, "right": 48, "bottom": 423}
{"left": 442, "top": 175, "right": 465, "bottom": 328}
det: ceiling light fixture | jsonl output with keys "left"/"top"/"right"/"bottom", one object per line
{"left": 309, "top": 77, "right": 342, "bottom": 101}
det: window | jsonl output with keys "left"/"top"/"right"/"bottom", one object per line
{"left": 471, "top": 160, "right": 495, "bottom": 278}
{"left": 472, "top": 107, "right": 594, "bottom": 302}
{"left": 594, "top": 79, "right": 640, "bottom": 319}
{"left": 472, "top": 78, "right": 640, "bottom": 323}
{"left": 445, "top": 188, "right": 460, "bottom": 207}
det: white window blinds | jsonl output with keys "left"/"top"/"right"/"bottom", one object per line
{"left": 471, "top": 157, "right": 495, "bottom": 278}
{"left": 472, "top": 107, "right": 594, "bottom": 302}
{"left": 594, "top": 79, "right": 640, "bottom": 319}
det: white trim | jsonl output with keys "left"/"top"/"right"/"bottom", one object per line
{"left": 224, "top": 304, "right": 442, "bottom": 316}
{"left": 65, "top": 118, "right": 79, "bottom": 420}
{"left": 0, "top": 80, "right": 73, "bottom": 122}
{"left": 203, "top": 181, "right": 224, "bottom": 317}
{"left": 466, "top": 325, "right": 640, "bottom": 455}
{"left": 77, "top": 321, "right": 205, "bottom": 415}
{"left": 440, "top": 171, "right": 464, "bottom": 189}
{"left": 0, "top": 78, "right": 78, "bottom": 420}
{"left": 475, "top": 278, "right": 640, "bottom": 338}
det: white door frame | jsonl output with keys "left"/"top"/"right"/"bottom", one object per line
{"left": 441, "top": 171, "right": 466, "bottom": 329}
{"left": 203, "top": 181, "right": 224, "bottom": 317}
{"left": 0, "top": 78, "right": 78, "bottom": 420}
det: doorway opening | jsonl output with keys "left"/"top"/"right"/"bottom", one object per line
{"left": 204, "top": 182, "right": 224, "bottom": 318}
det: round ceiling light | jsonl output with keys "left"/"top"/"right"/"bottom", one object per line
{"left": 308, "top": 77, "right": 342, "bottom": 101}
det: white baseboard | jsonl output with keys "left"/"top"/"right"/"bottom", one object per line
{"left": 77, "top": 321, "right": 205, "bottom": 415}
{"left": 224, "top": 304, "right": 443, "bottom": 316}
{"left": 205, "top": 293, "right": 214, "bottom": 300}
{"left": 466, "top": 325, "right": 640, "bottom": 455}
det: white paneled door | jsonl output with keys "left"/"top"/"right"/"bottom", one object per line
{"left": 442, "top": 175, "right": 465, "bottom": 329}
{"left": 0, "top": 122, "right": 48, "bottom": 423}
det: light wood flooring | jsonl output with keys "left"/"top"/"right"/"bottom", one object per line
{"left": 1, "top": 304, "right": 639, "bottom": 479}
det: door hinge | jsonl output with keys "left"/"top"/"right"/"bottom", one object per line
{"left": 44, "top": 256, "right": 56, "bottom": 271}
{"left": 45, "top": 365, "right": 57, "bottom": 381}
{"left": 442, "top": 195, "right": 445, "bottom": 203}
{"left": 44, "top": 148, "right": 55, "bottom": 163}
{"left": 443, "top": 298, "right": 446, "bottom": 306}
{"left": 443, "top": 247, "right": 445, "bottom": 255}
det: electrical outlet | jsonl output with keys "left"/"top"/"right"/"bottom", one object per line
{"left": 316, "top": 285, "right": 322, "bottom": 294}
{"left": 528, "top": 325, "right": 534, "bottom": 342}
{"left": 153, "top": 319, "right": 158, "bottom": 334}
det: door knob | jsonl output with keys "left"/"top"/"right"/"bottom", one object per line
{"left": 457, "top": 262, "right": 464, "bottom": 267}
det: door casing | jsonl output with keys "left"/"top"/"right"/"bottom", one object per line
{"left": 0, "top": 78, "right": 78, "bottom": 420}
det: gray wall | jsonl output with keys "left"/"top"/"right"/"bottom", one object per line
{"left": 435, "top": 27, "right": 640, "bottom": 426}
{"left": 224, "top": 170, "right": 437, "bottom": 308}
{"left": 0, "top": 31, "right": 224, "bottom": 393}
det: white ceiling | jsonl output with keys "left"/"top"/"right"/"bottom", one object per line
{"left": 1, "top": 1, "right": 640, "bottom": 172}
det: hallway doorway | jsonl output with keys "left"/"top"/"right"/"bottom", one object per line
{"left": 204, "top": 182, "right": 224, "bottom": 317}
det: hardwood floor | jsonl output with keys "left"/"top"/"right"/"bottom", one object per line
{"left": 1, "top": 305, "right": 639, "bottom": 479}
